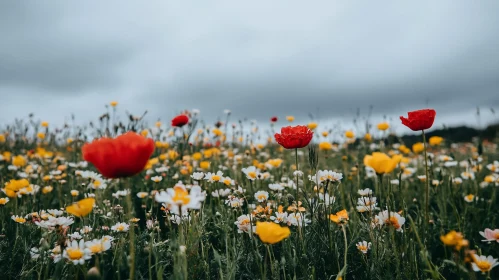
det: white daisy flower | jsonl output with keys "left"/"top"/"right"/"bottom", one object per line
{"left": 211, "top": 188, "right": 231, "bottom": 198}
{"left": 356, "top": 241, "right": 372, "bottom": 254}
{"left": 151, "top": 176, "right": 163, "bottom": 183}
{"left": 269, "top": 183, "right": 285, "bottom": 191}
{"left": 63, "top": 240, "right": 92, "bottom": 265}
{"left": 358, "top": 188, "right": 373, "bottom": 196}
{"left": 191, "top": 172, "right": 204, "bottom": 181}
{"left": 234, "top": 214, "right": 254, "bottom": 233}
{"left": 374, "top": 210, "right": 406, "bottom": 232}
{"left": 254, "top": 191, "right": 269, "bottom": 202}
{"left": 85, "top": 239, "right": 112, "bottom": 254}
{"left": 204, "top": 171, "right": 224, "bottom": 183}
{"left": 155, "top": 185, "right": 206, "bottom": 214}
{"left": 242, "top": 166, "right": 260, "bottom": 181}
{"left": 111, "top": 222, "right": 130, "bottom": 232}
{"left": 471, "top": 254, "right": 498, "bottom": 273}
{"left": 309, "top": 170, "right": 343, "bottom": 185}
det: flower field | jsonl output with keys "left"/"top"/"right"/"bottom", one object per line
{"left": 0, "top": 104, "right": 498, "bottom": 279}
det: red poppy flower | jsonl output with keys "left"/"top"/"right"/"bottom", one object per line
{"left": 270, "top": 116, "right": 278, "bottom": 123}
{"left": 274, "top": 125, "right": 313, "bottom": 149}
{"left": 400, "top": 109, "right": 436, "bottom": 131}
{"left": 82, "top": 132, "right": 155, "bottom": 178}
{"left": 171, "top": 115, "right": 189, "bottom": 127}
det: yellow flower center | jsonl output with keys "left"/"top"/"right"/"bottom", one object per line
{"left": 475, "top": 260, "right": 491, "bottom": 272}
{"left": 494, "top": 232, "right": 499, "bottom": 239}
{"left": 89, "top": 244, "right": 103, "bottom": 254}
{"left": 466, "top": 195, "right": 474, "bottom": 201}
{"left": 248, "top": 172, "right": 257, "bottom": 179}
{"left": 212, "top": 175, "right": 221, "bottom": 182}
{"left": 257, "top": 194, "right": 267, "bottom": 201}
{"left": 240, "top": 219, "right": 250, "bottom": 225}
{"left": 386, "top": 216, "right": 401, "bottom": 229}
{"left": 172, "top": 186, "right": 191, "bottom": 205}
{"left": 66, "top": 248, "right": 84, "bottom": 260}
{"left": 117, "top": 225, "right": 125, "bottom": 231}
{"left": 15, "top": 217, "right": 26, "bottom": 223}
{"left": 223, "top": 179, "right": 231, "bottom": 185}
{"left": 358, "top": 245, "right": 367, "bottom": 251}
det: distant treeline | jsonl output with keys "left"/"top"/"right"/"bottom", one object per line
{"left": 395, "top": 123, "right": 499, "bottom": 146}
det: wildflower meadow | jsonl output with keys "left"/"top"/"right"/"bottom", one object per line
{"left": 0, "top": 104, "right": 498, "bottom": 280}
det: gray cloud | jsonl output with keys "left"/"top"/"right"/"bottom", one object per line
{"left": 1, "top": 1, "right": 499, "bottom": 132}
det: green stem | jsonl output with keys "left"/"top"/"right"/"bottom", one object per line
{"left": 341, "top": 225, "right": 348, "bottom": 280}
{"left": 295, "top": 148, "right": 299, "bottom": 202}
{"left": 126, "top": 189, "right": 136, "bottom": 280}
{"left": 422, "top": 130, "right": 429, "bottom": 228}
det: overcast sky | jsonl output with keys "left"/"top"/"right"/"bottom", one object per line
{"left": 1, "top": 1, "right": 499, "bottom": 135}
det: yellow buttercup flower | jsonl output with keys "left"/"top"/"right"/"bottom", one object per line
{"left": 321, "top": 131, "right": 329, "bottom": 137}
{"left": 42, "top": 186, "right": 53, "bottom": 194}
{"left": 0, "top": 134, "right": 5, "bottom": 143}
{"left": 41, "top": 121, "right": 49, "bottom": 127}
{"left": 364, "top": 152, "right": 402, "bottom": 174}
{"left": 364, "top": 133, "right": 372, "bottom": 142}
{"left": 319, "top": 142, "right": 333, "bottom": 151}
{"left": 377, "top": 122, "right": 390, "bottom": 131}
{"left": 200, "top": 161, "right": 210, "bottom": 170}
{"left": 110, "top": 101, "right": 118, "bottom": 107}
{"left": 37, "top": 132, "right": 46, "bottom": 139}
{"left": 255, "top": 222, "right": 291, "bottom": 244}
{"left": 286, "top": 116, "right": 295, "bottom": 122}
{"left": 399, "top": 145, "right": 411, "bottom": 154}
{"left": 3, "top": 179, "right": 30, "bottom": 198}
{"left": 155, "top": 141, "right": 169, "bottom": 149}
{"left": 192, "top": 152, "right": 202, "bottom": 161}
{"left": 212, "top": 128, "right": 223, "bottom": 137}
{"left": 266, "top": 159, "right": 283, "bottom": 168}
{"left": 2, "top": 151, "right": 11, "bottom": 162}
{"left": 429, "top": 136, "right": 443, "bottom": 146}
{"left": 412, "top": 142, "right": 424, "bottom": 154}
{"left": 168, "top": 150, "right": 179, "bottom": 160}
{"left": 203, "top": 149, "right": 213, "bottom": 159}
{"left": 144, "top": 158, "right": 159, "bottom": 170}
{"left": 66, "top": 198, "right": 95, "bottom": 217}
{"left": 329, "top": 209, "right": 349, "bottom": 224}
{"left": 12, "top": 155, "right": 27, "bottom": 167}
{"left": 140, "top": 129, "right": 149, "bottom": 137}
{"left": 345, "top": 130, "right": 355, "bottom": 139}
{"left": 440, "top": 230, "right": 468, "bottom": 250}
{"left": 36, "top": 147, "right": 53, "bottom": 158}
{"left": 307, "top": 122, "right": 318, "bottom": 130}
